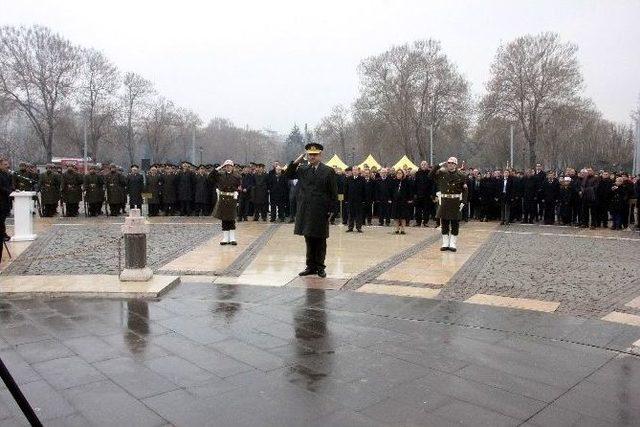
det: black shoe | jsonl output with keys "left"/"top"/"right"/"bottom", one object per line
{"left": 440, "top": 246, "right": 448, "bottom": 251}
{"left": 356, "top": 229, "right": 363, "bottom": 233}
{"left": 270, "top": 219, "right": 275, "bottom": 223}
{"left": 229, "top": 241, "right": 237, "bottom": 246}
{"left": 299, "top": 268, "right": 316, "bottom": 276}
{"left": 346, "top": 229, "right": 353, "bottom": 232}
{"left": 414, "top": 223, "right": 421, "bottom": 227}
{"left": 220, "top": 241, "right": 228, "bottom": 245}
{"left": 400, "top": 230, "right": 406, "bottom": 235}
{"left": 448, "top": 247, "right": 457, "bottom": 252}
{"left": 394, "top": 230, "right": 400, "bottom": 234}
{"left": 317, "top": 269, "right": 326, "bottom": 278}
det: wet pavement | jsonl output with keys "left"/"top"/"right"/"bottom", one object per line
{"left": 1, "top": 283, "right": 640, "bottom": 426}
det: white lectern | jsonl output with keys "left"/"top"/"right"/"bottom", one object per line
{"left": 10, "top": 191, "right": 37, "bottom": 241}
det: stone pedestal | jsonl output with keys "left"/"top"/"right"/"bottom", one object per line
{"left": 10, "top": 191, "right": 37, "bottom": 241}
{"left": 119, "top": 209, "right": 152, "bottom": 282}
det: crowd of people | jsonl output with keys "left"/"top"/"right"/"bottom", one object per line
{"left": 1, "top": 158, "right": 639, "bottom": 233}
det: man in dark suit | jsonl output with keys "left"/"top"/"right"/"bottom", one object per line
{"left": 375, "top": 168, "right": 393, "bottom": 226}
{"left": 344, "top": 166, "right": 366, "bottom": 232}
{"left": 284, "top": 143, "right": 338, "bottom": 278}
{"left": 499, "top": 169, "right": 515, "bottom": 225}
{"left": 0, "top": 158, "right": 12, "bottom": 245}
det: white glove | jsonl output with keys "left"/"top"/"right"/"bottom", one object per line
{"left": 233, "top": 191, "right": 238, "bottom": 200}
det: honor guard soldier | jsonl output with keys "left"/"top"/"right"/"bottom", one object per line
{"left": 145, "top": 164, "right": 163, "bottom": 217}
{"left": 430, "top": 157, "right": 467, "bottom": 251}
{"left": 39, "top": 164, "right": 61, "bottom": 217}
{"left": 83, "top": 165, "right": 104, "bottom": 216}
{"left": 105, "top": 164, "right": 127, "bottom": 216}
{"left": 127, "top": 164, "right": 144, "bottom": 210}
{"left": 211, "top": 160, "right": 241, "bottom": 245}
{"left": 284, "top": 143, "right": 338, "bottom": 278}
{"left": 61, "top": 164, "right": 83, "bottom": 217}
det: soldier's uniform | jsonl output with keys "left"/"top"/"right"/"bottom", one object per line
{"left": 12, "top": 164, "right": 35, "bottom": 191}
{"left": 39, "top": 167, "right": 61, "bottom": 217}
{"left": 283, "top": 143, "right": 338, "bottom": 277}
{"left": 429, "top": 157, "right": 467, "bottom": 251}
{"left": 105, "top": 168, "right": 127, "bottom": 216}
{"left": 126, "top": 166, "right": 144, "bottom": 210}
{"left": 251, "top": 167, "right": 269, "bottom": 221}
{"left": 145, "top": 167, "right": 163, "bottom": 217}
{"left": 83, "top": 168, "right": 104, "bottom": 216}
{"left": 162, "top": 167, "right": 177, "bottom": 216}
{"left": 61, "top": 167, "right": 83, "bottom": 217}
{"left": 211, "top": 160, "right": 241, "bottom": 245}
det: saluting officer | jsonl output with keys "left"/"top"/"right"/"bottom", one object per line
{"left": 430, "top": 157, "right": 467, "bottom": 252}
{"left": 211, "top": 160, "right": 242, "bottom": 245}
{"left": 284, "top": 143, "right": 338, "bottom": 278}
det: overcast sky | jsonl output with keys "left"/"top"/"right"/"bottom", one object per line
{"left": 2, "top": 0, "right": 639, "bottom": 133}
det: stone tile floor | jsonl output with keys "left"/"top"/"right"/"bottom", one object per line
{"left": 1, "top": 283, "right": 639, "bottom": 426}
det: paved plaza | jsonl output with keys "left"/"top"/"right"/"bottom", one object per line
{"left": 0, "top": 218, "right": 639, "bottom": 425}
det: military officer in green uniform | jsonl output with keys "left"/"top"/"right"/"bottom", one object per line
{"left": 284, "top": 143, "right": 338, "bottom": 278}
{"left": 83, "top": 165, "right": 104, "bottom": 216}
{"left": 105, "top": 164, "right": 127, "bottom": 216}
{"left": 12, "top": 162, "right": 36, "bottom": 191}
{"left": 38, "top": 164, "right": 61, "bottom": 217}
{"left": 61, "top": 164, "right": 83, "bottom": 217}
{"left": 145, "top": 164, "right": 163, "bottom": 217}
{"left": 211, "top": 159, "right": 241, "bottom": 245}
{"left": 429, "top": 156, "right": 467, "bottom": 251}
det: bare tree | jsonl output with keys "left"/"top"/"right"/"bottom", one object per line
{"left": 120, "top": 72, "right": 154, "bottom": 164}
{"left": 141, "top": 96, "right": 177, "bottom": 162}
{"left": 315, "top": 105, "right": 352, "bottom": 158}
{"left": 78, "top": 48, "right": 119, "bottom": 161}
{"left": 355, "top": 40, "right": 470, "bottom": 160}
{"left": 0, "top": 25, "right": 81, "bottom": 162}
{"left": 481, "top": 32, "right": 583, "bottom": 167}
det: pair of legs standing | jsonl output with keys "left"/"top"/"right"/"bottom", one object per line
{"left": 220, "top": 220, "right": 237, "bottom": 246}
{"left": 440, "top": 219, "right": 459, "bottom": 252}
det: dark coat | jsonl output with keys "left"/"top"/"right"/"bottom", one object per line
{"left": 363, "top": 178, "right": 376, "bottom": 203}
{"left": 83, "top": 173, "right": 104, "bottom": 204}
{"left": 105, "top": 172, "right": 127, "bottom": 204}
{"left": 0, "top": 170, "right": 12, "bottom": 216}
{"left": 284, "top": 161, "right": 338, "bottom": 239}
{"left": 580, "top": 175, "right": 598, "bottom": 204}
{"left": 375, "top": 177, "right": 394, "bottom": 202}
{"left": 344, "top": 176, "right": 366, "bottom": 204}
{"left": 194, "top": 173, "right": 211, "bottom": 205}
{"left": 251, "top": 174, "right": 269, "bottom": 205}
{"left": 162, "top": 173, "right": 177, "bottom": 204}
{"left": 542, "top": 179, "right": 560, "bottom": 204}
{"left": 61, "top": 171, "right": 83, "bottom": 203}
{"left": 177, "top": 170, "right": 195, "bottom": 202}
{"left": 414, "top": 169, "right": 435, "bottom": 199}
{"left": 211, "top": 170, "right": 241, "bottom": 221}
{"left": 498, "top": 176, "right": 515, "bottom": 202}
{"left": 127, "top": 173, "right": 145, "bottom": 205}
{"left": 39, "top": 171, "right": 61, "bottom": 205}
{"left": 144, "top": 173, "right": 163, "bottom": 205}
{"left": 430, "top": 167, "right": 467, "bottom": 220}
{"left": 391, "top": 178, "right": 413, "bottom": 220}
{"left": 523, "top": 176, "right": 538, "bottom": 201}
{"left": 268, "top": 173, "right": 289, "bottom": 204}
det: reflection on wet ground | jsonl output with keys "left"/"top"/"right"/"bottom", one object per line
{"left": 1, "top": 282, "right": 639, "bottom": 426}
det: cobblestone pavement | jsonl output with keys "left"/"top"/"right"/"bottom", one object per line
{"left": 3, "top": 223, "right": 219, "bottom": 275}
{"left": 440, "top": 224, "right": 640, "bottom": 318}
{"left": 1, "top": 284, "right": 639, "bottom": 426}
